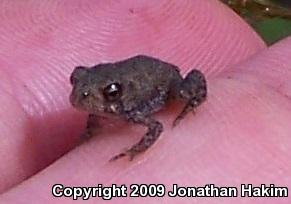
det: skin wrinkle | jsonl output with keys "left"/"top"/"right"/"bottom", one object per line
{"left": 1, "top": 1, "right": 290, "bottom": 204}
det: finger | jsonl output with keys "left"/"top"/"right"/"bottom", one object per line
{"left": 1, "top": 36, "right": 291, "bottom": 204}
{"left": 0, "top": 0, "right": 264, "bottom": 193}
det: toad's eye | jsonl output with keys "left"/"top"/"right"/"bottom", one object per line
{"left": 103, "top": 83, "right": 122, "bottom": 101}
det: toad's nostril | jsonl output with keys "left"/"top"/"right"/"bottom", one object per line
{"left": 82, "top": 91, "right": 90, "bottom": 99}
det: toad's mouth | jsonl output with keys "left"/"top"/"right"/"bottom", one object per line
{"left": 70, "top": 98, "right": 118, "bottom": 118}
{"left": 72, "top": 100, "right": 105, "bottom": 114}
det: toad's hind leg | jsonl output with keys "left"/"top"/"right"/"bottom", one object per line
{"left": 109, "top": 118, "right": 163, "bottom": 162}
{"left": 173, "top": 69, "right": 207, "bottom": 127}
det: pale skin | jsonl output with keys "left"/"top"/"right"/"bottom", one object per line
{"left": 0, "top": 1, "right": 290, "bottom": 203}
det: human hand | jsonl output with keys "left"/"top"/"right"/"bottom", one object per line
{"left": 0, "top": 1, "right": 290, "bottom": 203}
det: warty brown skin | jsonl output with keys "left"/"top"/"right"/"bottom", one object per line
{"left": 70, "top": 55, "right": 207, "bottom": 161}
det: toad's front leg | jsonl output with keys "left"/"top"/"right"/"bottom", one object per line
{"left": 109, "top": 116, "right": 163, "bottom": 162}
{"left": 81, "top": 114, "right": 100, "bottom": 140}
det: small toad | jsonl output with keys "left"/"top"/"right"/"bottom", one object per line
{"left": 70, "top": 55, "right": 207, "bottom": 161}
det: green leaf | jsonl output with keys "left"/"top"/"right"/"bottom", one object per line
{"left": 255, "top": 17, "right": 291, "bottom": 45}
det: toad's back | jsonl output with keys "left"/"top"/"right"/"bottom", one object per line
{"left": 114, "top": 55, "right": 183, "bottom": 93}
